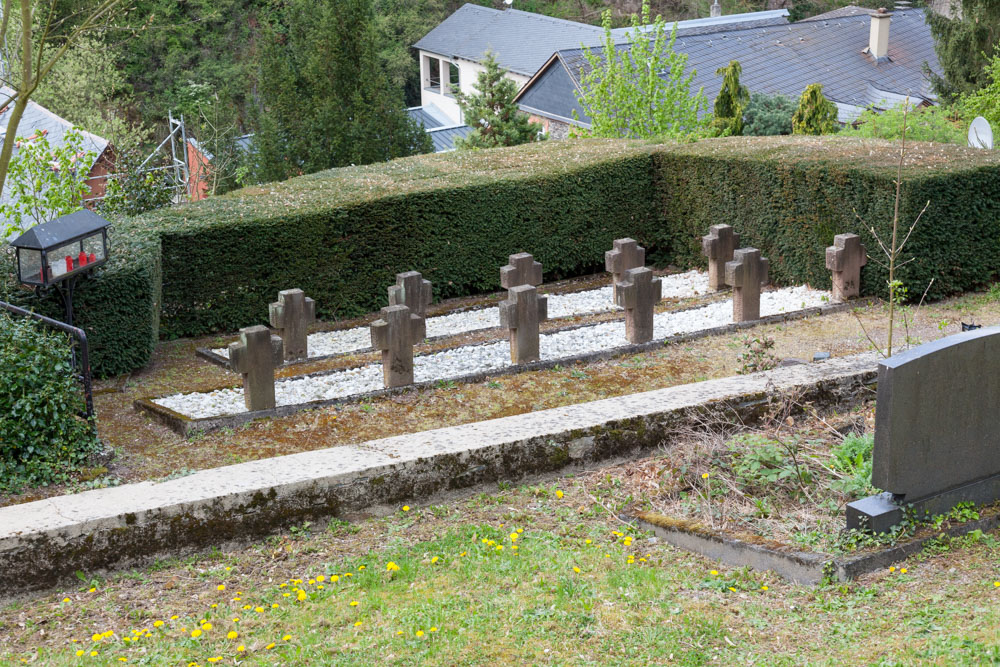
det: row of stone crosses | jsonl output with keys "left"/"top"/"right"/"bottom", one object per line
{"left": 227, "top": 227, "right": 867, "bottom": 412}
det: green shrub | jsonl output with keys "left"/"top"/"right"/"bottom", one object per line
{"left": 829, "top": 432, "right": 875, "bottom": 498}
{"left": 742, "top": 93, "right": 796, "bottom": 136}
{"left": 840, "top": 103, "right": 966, "bottom": 144}
{"left": 792, "top": 83, "right": 839, "bottom": 135}
{"left": 0, "top": 312, "right": 101, "bottom": 492}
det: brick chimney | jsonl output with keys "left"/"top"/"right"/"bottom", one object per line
{"left": 868, "top": 7, "right": 892, "bottom": 60}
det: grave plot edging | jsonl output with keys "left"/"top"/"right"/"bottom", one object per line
{"left": 0, "top": 354, "right": 876, "bottom": 597}
{"left": 152, "top": 300, "right": 864, "bottom": 436}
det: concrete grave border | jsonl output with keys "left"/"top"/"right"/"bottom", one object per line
{"left": 1, "top": 353, "right": 877, "bottom": 596}
{"left": 634, "top": 506, "right": 1000, "bottom": 584}
{"left": 151, "top": 300, "right": 860, "bottom": 436}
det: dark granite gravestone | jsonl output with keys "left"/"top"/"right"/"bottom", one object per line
{"left": 269, "top": 289, "right": 316, "bottom": 362}
{"left": 370, "top": 305, "right": 426, "bottom": 388}
{"left": 847, "top": 326, "right": 1000, "bottom": 532}
{"left": 228, "top": 326, "right": 284, "bottom": 411}
{"left": 388, "top": 271, "right": 433, "bottom": 318}
{"left": 499, "top": 285, "right": 548, "bottom": 364}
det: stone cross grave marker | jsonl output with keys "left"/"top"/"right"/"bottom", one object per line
{"left": 702, "top": 224, "right": 740, "bottom": 291}
{"left": 228, "top": 325, "right": 284, "bottom": 412}
{"left": 847, "top": 326, "right": 1000, "bottom": 533}
{"left": 499, "top": 285, "right": 548, "bottom": 364}
{"left": 370, "top": 304, "right": 426, "bottom": 388}
{"left": 388, "top": 271, "right": 432, "bottom": 318}
{"left": 725, "top": 248, "right": 769, "bottom": 322}
{"left": 605, "top": 238, "right": 645, "bottom": 303}
{"left": 500, "top": 253, "right": 543, "bottom": 292}
{"left": 615, "top": 267, "right": 662, "bottom": 344}
{"left": 825, "top": 234, "right": 867, "bottom": 302}
{"left": 269, "top": 289, "right": 316, "bottom": 362}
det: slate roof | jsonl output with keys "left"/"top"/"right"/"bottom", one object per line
{"left": 0, "top": 86, "right": 110, "bottom": 215}
{"left": 516, "top": 7, "right": 940, "bottom": 126}
{"left": 407, "top": 104, "right": 473, "bottom": 152}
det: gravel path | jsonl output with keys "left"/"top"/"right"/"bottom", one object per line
{"left": 163, "top": 285, "right": 828, "bottom": 419}
{"left": 212, "top": 270, "right": 710, "bottom": 359}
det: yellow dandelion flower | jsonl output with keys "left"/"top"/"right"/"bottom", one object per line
{"left": 62, "top": 597, "right": 70, "bottom": 603}
{"left": 496, "top": 545, "right": 504, "bottom": 551}
{"left": 316, "top": 575, "right": 325, "bottom": 583}
{"left": 236, "top": 645, "right": 245, "bottom": 653}
{"left": 201, "top": 623, "right": 212, "bottom": 631}
{"left": 225, "top": 567, "right": 231, "bottom": 572}
{"left": 585, "top": 539, "right": 592, "bottom": 544}
{"left": 431, "top": 556, "right": 440, "bottom": 564}
{"left": 331, "top": 575, "right": 340, "bottom": 582}
{"left": 761, "top": 585, "right": 769, "bottom": 591}
{"left": 91, "top": 634, "right": 102, "bottom": 642}
{"left": 994, "top": 581, "right": 1000, "bottom": 588}
{"left": 573, "top": 566, "right": 581, "bottom": 573}
{"left": 308, "top": 579, "right": 315, "bottom": 585}
{"left": 350, "top": 600, "right": 359, "bottom": 606}
{"left": 232, "top": 617, "right": 240, "bottom": 623}
{"left": 207, "top": 658, "right": 222, "bottom": 664}
{"left": 710, "top": 570, "right": 719, "bottom": 576}
{"left": 283, "top": 634, "right": 292, "bottom": 641}
{"left": 171, "top": 615, "right": 179, "bottom": 621}
{"left": 889, "top": 566, "right": 896, "bottom": 572}
{"left": 431, "top": 627, "right": 438, "bottom": 632}
{"left": 416, "top": 630, "right": 424, "bottom": 638}
{"left": 283, "top": 593, "right": 291, "bottom": 598}
{"left": 243, "top": 605, "right": 252, "bottom": 610}
{"left": 265, "top": 642, "right": 275, "bottom": 650}
{"left": 702, "top": 473, "right": 709, "bottom": 479}
{"left": 354, "top": 621, "right": 362, "bottom": 627}
{"left": 402, "top": 506, "right": 410, "bottom": 512}
{"left": 512, "top": 545, "right": 518, "bottom": 551}
{"left": 387, "top": 561, "right": 400, "bottom": 572}
{"left": 217, "top": 584, "right": 225, "bottom": 591}
{"left": 255, "top": 607, "right": 265, "bottom": 613}
{"left": 901, "top": 568, "right": 908, "bottom": 574}
{"left": 227, "top": 631, "right": 238, "bottom": 640}
{"left": 76, "top": 650, "right": 85, "bottom": 657}
{"left": 396, "top": 631, "right": 404, "bottom": 636}
{"left": 273, "top": 603, "right": 280, "bottom": 608}
{"left": 297, "top": 591, "right": 307, "bottom": 602}
{"left": 88, "top": 587, "right": 96, "bottom": 593}
{"left": 210, "top": 604, "right": 218, "bottom": 609}
{"left": 509, "top": 533, "right": 518, "bottom": 542}
{"left": 517, "top": 528, "right": 523, "bottom": 534}
{"left": 555, "top": 490, "right": 564, "bottom": 499}
{"left": 90, "top": 652, "right": 97, "bottom": 657}
{"left": 460, "top": 552, "right": 467, "bottom": 557}
{"left": 190, "top": 629, "right": 202, "bottom": 638}
{"left": 359, "top": 566, "right": 366, "bottom": 570}
{"left": 344, "top": 573, "right": 352, "bottom": 578}
{"left": 728, "top": 587, "right": 737, "bottom": 592}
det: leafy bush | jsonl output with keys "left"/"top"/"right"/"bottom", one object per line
{"left": 960, "top": 51, "right": 1000, "bottom": 128}
{"left": 728, "top": 434, "right": 813, "bottom": 495}
{"left": 0, "top": 312, "right": 101, "bottom": 492}
{"left": 710, "top": 60, "right": 749, "bottom": 137}
{"left": 742, "top": 93, "right": 796, "bottom": 136}
{"left": 829, "top": 432, "right": 875, "bottom": 498}
{"left": 840, "top": 103, "right": 966, "bottom": 144}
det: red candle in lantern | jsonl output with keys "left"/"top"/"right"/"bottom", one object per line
{"left": 88, "top": 252, "right": 96, "bottom": 263}
{"left": 65, "top": 256, "right": 73, "bottom": 272}
{"left": 78, "top": 251, "right": 88, "bottom": 267}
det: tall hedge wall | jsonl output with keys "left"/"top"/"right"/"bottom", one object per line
{"left": 652, "top": 137, "right": 1000, "bottom": 301}
{"left": 4, "top": 136, "right": 998, "bottom": 378}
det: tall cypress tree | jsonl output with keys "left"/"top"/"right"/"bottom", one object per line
{"left": 710, "top": 60, "right": 750, "bottom": 136}
{"left": 927, "top": 0, "right": 1000, "bottom": 101}
{"left": 792, "top": 83, "right": 838, "bottom": 135}
{"left": 251, "top": 0, "right": 431, "bottom": 183}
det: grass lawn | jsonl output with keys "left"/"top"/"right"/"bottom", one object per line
{"left": 3, "top": 457, "right": 1000, "bottom": 666}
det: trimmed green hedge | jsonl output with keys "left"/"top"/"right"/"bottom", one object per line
{"left": 3, "top": 136, "right": 998, "bottom": 377}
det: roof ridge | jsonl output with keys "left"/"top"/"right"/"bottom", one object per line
{"left": 505, "top": 7, "right": 605, "bottom": 32}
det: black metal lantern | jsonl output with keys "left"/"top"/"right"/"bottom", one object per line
{"left": 9, "top": 209, "right": 110, "bottom": 325}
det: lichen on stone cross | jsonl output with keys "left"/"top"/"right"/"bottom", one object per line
{"left": 388, "top": 271, "right": 433, "bottom": 318}
{"left": 499, "top": 285, "right": 548, "bottom": 364}
{"left": 500, "top": 253, "right": 543, "bottom": 291}
{"left": 615, "top": 267, "right": 661, "bottom": 344}
{"left": 370, "top": 304, "right": 426, "bottom": 388}
{"left": 701, "top": 225, "right": 741, "bottom": 291}
{"left": 605, "top": 238, "right": 645, "bottom": 303}
{"left": 825, "top": 234, "right": 867, "bottom": 302}
{"left": 725, "top": 248, "right": 769, "bottom": 322}
{"left": 227, "top": 325, "right": 284, "bottom": 412}
{"left": 269, "top": 289, "right": 316, "bottom": 362}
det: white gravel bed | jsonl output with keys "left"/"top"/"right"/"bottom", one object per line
{"left": 211, "top": 270, "right": 709, "bottom": 359}
{"left": 161, "top": 284, "right": 828, "bottom": 419}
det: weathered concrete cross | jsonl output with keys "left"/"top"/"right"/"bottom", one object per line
{"left": 615, "top": 267, "right": 662, "bottom": 344}
{"left": 605, "top": 238, "right": 646, "bottom": 303}
{"left": 702, "top": 225, "right": 741, "bottom": 291}
{"left": 388, "top": 271, "right": 433, "bottom": 318}
{"left": 500, "top": 253, "right": 543, "bottom": 292}
{"left": 370, "top": 304, "right": 426, "bottom": 388}
{"left": 725, "top": 248, "right": 769, "bottom": 322}
{"left": 269, "top": 289, "right": 316, "bottom": 362}
{"left": 825, "top": 234, "right": 867, "bottom": 302}
{"left": 228, "top": 325, "right": 284, "bottom": 412}
{"left": 499, "top": 285, "right": 548, "bottom": 364}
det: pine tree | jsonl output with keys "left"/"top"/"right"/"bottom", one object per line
{"left": 453, "top": 53, "right": 544, "bottom": 149}
{"left": 251, "top": 0, "right": 431, "bottom": 183}
{"left": 575, "top": 1, "right": 709, "bottom": 139}
{"left": 710, "top": 60, "right": 750, "bottom": 136}
{"left": 791, "top": 83, "right": 838, "bottom": 135}
{"left": 743, "top": 93, "right": 797, "bottom": 136}
{"left": 927, "top": 0, "right": 1000, "bottom": 101}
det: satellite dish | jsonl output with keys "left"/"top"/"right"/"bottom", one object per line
{"left": 968, "top": 116, "right": 994, "bottom": 149}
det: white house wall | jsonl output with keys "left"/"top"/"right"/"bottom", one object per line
{"left": 418, "top": 50, "right": 530, "bottom": 126}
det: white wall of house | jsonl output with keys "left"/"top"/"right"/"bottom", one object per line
{"left": 419, "top": 50, "right": 530, "bottom": 126}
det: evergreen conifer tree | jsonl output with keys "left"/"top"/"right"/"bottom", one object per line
{"left": 791, "top": 83, "right": 838, "bottom": 135}
{"left": 927, "top": 0, "right": 1000, "bottom": 101}
{"left": 710, "top": 60, "right": 750, "bottom": 136}
{"left": 453, "top": 53, "right": 544, "bottom": 149}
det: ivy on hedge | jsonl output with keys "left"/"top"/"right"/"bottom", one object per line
{"left": 0, "top": 312, "right": 101, "bottom": 493}
{"left": 3, "top": 136, "right": 998, "bottom": 378}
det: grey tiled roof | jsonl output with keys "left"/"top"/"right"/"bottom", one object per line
{"left": 407, "top": 104, "right": 453, "bottom": 130}
{"left": 525, "top": 7, "right": 939, "bottom": 125}
{"left": 414, "top": 4, "right": 609, "bottom": 76}
{"left": 428, "top": 124, "right": 474, "bottom": 152}
{"left": 0, "top": 86, "right": 110, "bottom": 212}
